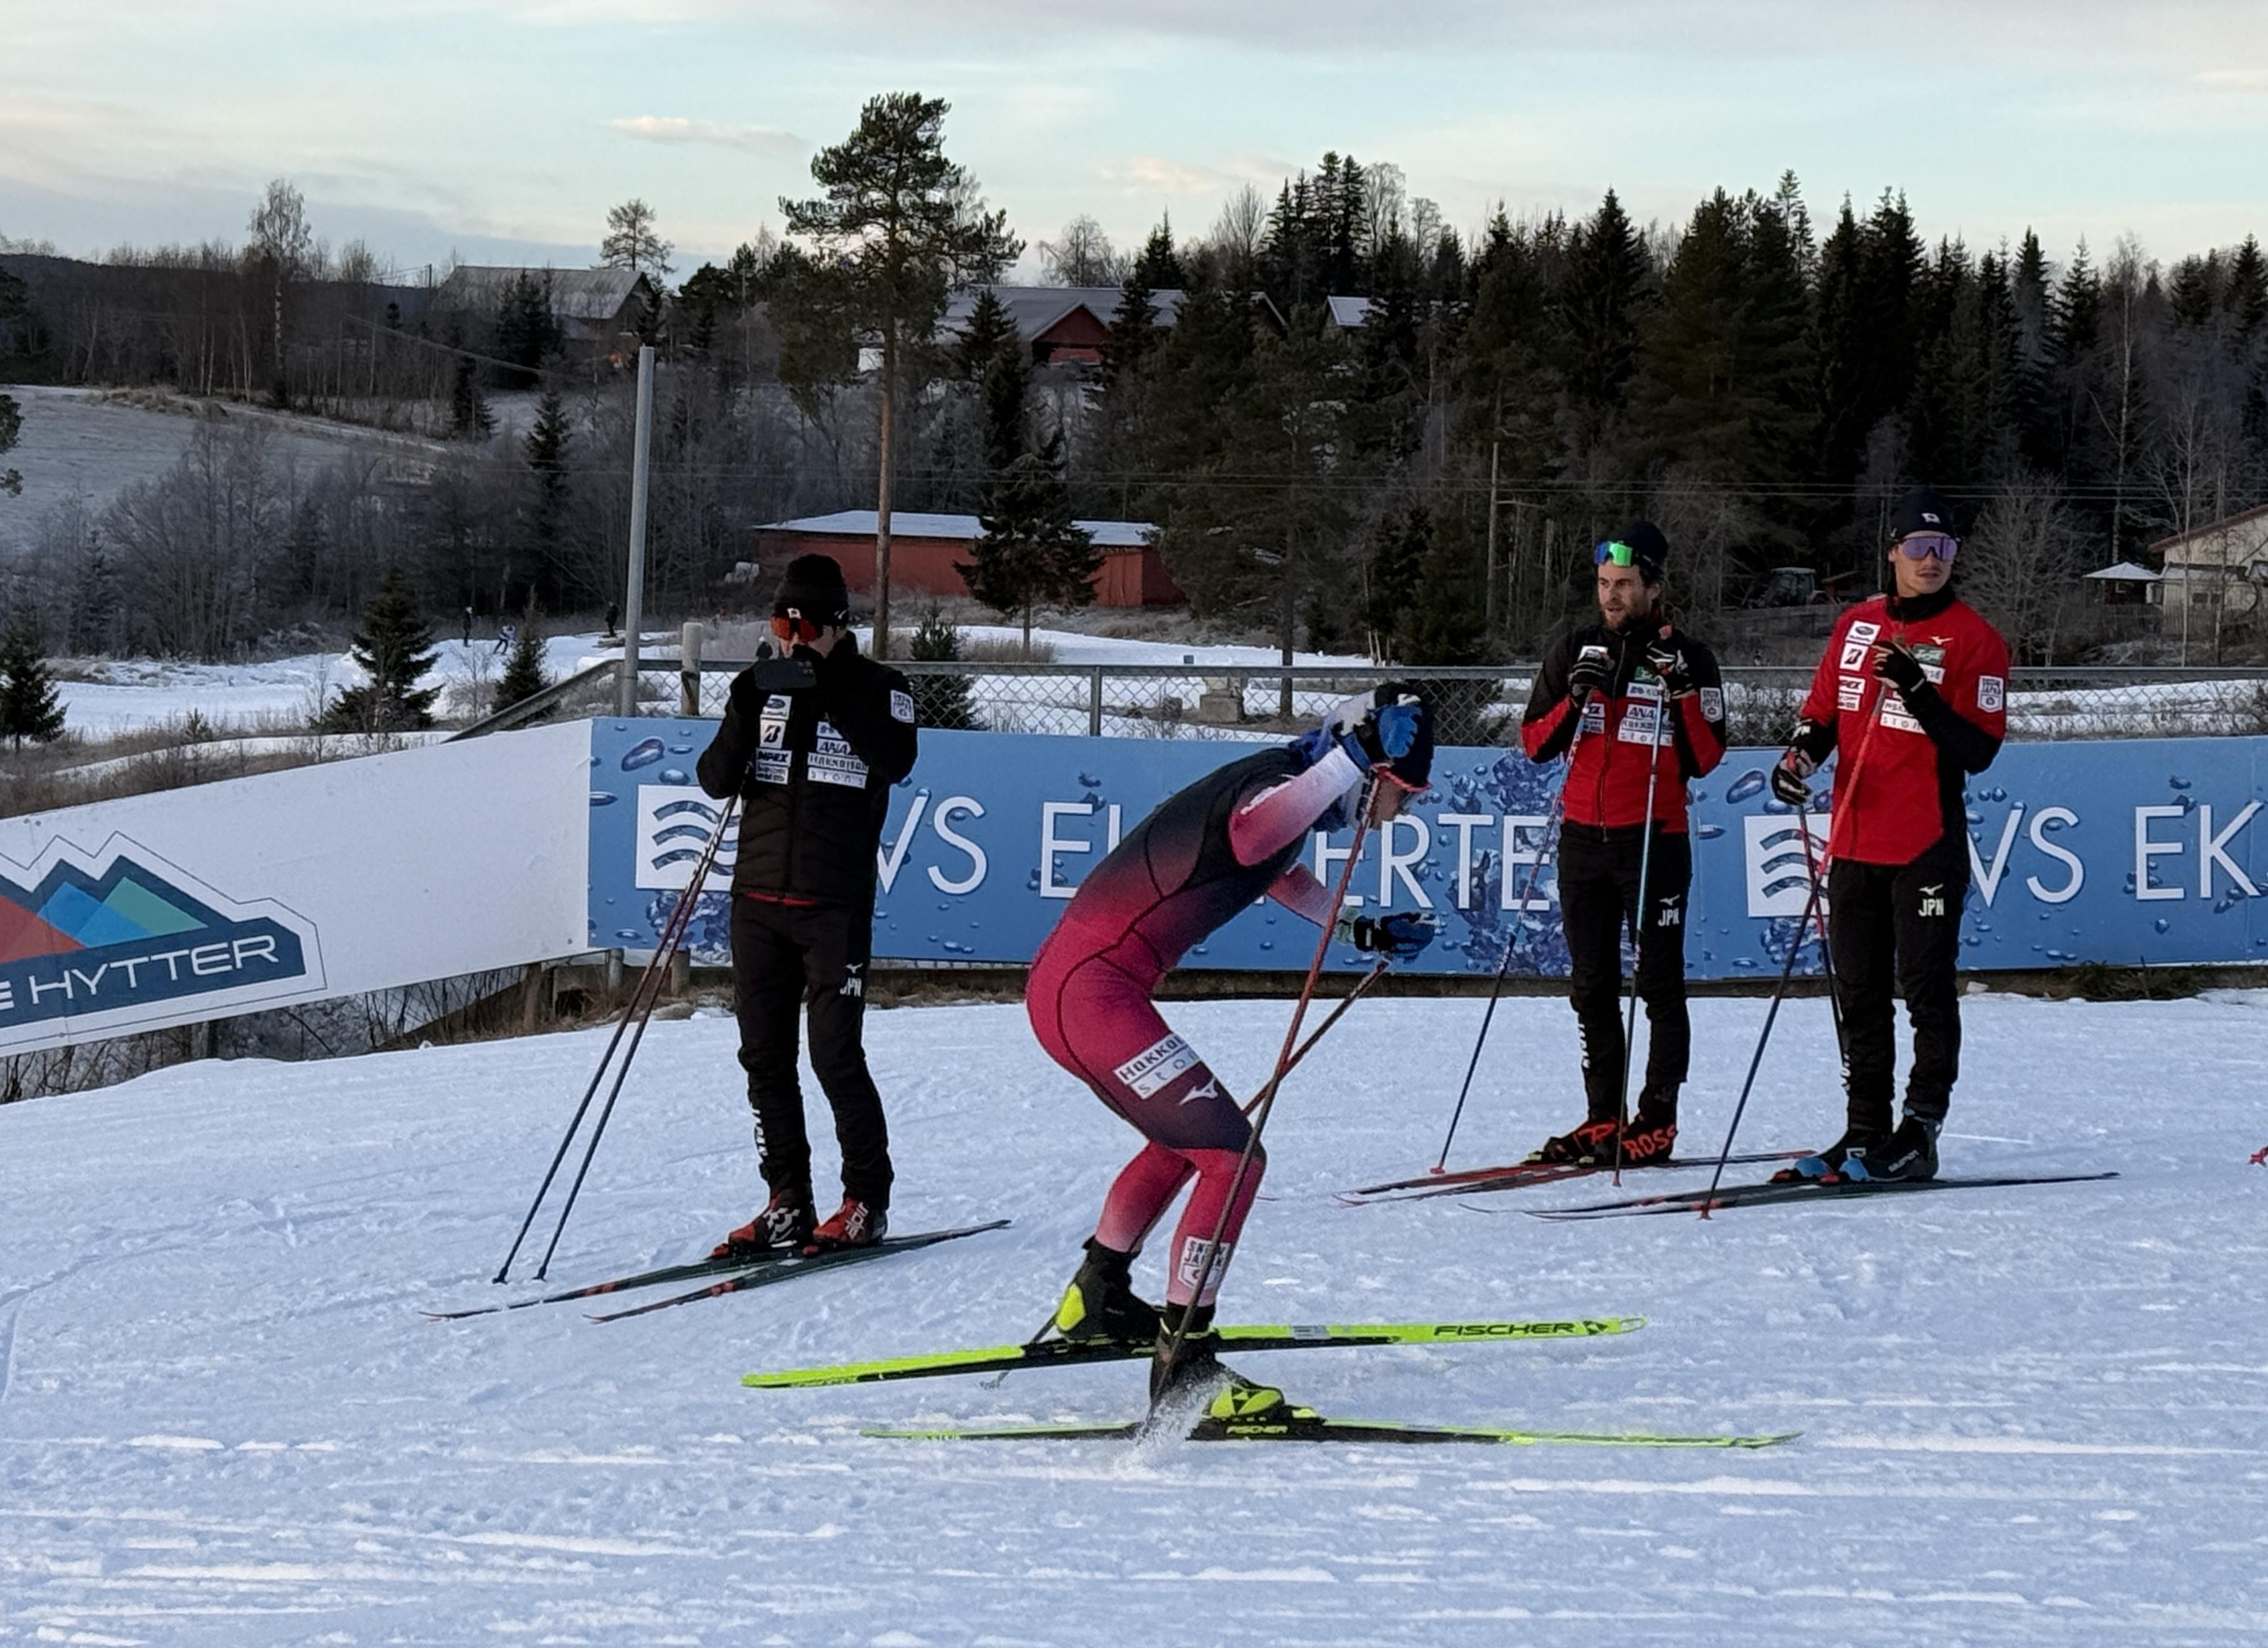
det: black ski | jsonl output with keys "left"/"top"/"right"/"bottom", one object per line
{"left": 424, "top": 1251, "right": 776, "bottom": 1320}
{"left": 588, "top": 1219, "right": 1011, "bottom": 1321}
{"left": 866, "top": 1413, "right": 1797, "bottom": 1449}
{"left": 1343, "top": 1149, "right": 1807, "bottom": 1204}
{"left": 1522, "top": 1171, "right": 2121, "bottom": 1222}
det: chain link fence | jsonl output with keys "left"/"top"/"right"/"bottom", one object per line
{"left": 644, "top": 658, "right": 2268, "bottom": 744}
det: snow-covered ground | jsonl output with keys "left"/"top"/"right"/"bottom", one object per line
{"left": 4, "top": 990, "right": 2265, "bottom": 1644}
{"left": 55, "top": 635, "right": 615, "bottom": 739}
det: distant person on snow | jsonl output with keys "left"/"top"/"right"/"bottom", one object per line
{"left": 696, "top": 554, "right": 918, "bottom": 1254}
{"left": 1518, "top": 521, "right": 1727, "bottom": 1168}
{"left": 1027, "top": 687, "right": 1437, "bottom": 1413}
{"left": 1770, "top": 485, "right": 2009, "bottom": 1184}
{"left": 494, "top": 621, "right": 516, "bottom": 657}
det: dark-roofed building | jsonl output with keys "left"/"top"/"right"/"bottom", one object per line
{"left": 753, "top": 510, "right": 1183, "bottom": 607}
{"left": 939, "top": 285, "right": 1286, "bottom": 368}
{"left": 431, "top": 266, "right": 655, "bottom": 352}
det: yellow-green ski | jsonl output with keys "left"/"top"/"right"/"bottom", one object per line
{"left": 743, "top": 1316, "right": 1643, "bottom": 1390}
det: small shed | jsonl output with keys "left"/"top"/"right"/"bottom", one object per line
{"left": 751, "top": 510, "right": 1183, "bottom": 607}
{"left": 2083, "top": 561, "right": 2162, "bottom": 607}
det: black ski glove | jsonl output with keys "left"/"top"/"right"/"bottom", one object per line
{"left": 1335, "top": 911, "right": 1438, "bottom": 960}
{"left": 1567, "top": 644, "right": 1613, "bottom": 706}
{"left": 1643, "top": 636, "right": 1695, "bottom": 696}
{"left": 1874, "top": 638, "right": 1928, "bottom": 696}
{"left": 1770, "top": 746, "right": 1817, "bottom": 807}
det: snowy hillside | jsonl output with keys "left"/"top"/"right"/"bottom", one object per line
{"left": 4, "top": 990, "right": 2265, "bottom": 1644}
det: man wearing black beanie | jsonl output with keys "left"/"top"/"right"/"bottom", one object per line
{"left": 1769, "top": 486, "right": 2009, "bottom": 1183}
{"left": 1518, "top": 520, "right": 1727, "bottom": 1167}
{"left": 696, "top": 553, "right": 919, "bottom": 1252}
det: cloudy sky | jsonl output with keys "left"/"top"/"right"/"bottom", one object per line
{"left": 4, "top": 1, "right": 2265, "bottom": 280}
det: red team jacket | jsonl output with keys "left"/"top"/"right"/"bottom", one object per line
{"left": 1521, "top": 622, "right": 1728, "bottom": 831}
{"left": 1794, "top": 588, "right": 2010, "bottom": 866}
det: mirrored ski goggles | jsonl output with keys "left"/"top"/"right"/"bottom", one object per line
{"left": 1896, "top": 532, "right": 1960, "bottom": 562}
{"left": 771, "top": 611, "right": 824, "bottom": 644}
{"left": 1594, "top": 540, "right": 1639, "bottom": 567}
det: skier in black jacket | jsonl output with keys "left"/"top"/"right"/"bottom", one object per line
{"left": 695, "top": 554, "right": 918, "bottom": 1255}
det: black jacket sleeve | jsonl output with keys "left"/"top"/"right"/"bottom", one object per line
{"left": 816, "top": 650, "right": 919, "bottom": 785}
{"left": 1667, "top": 633, "right": 1726, "bottom": 780}
{"left": 1520, "top": 634, "right": 1581, "bottom": 762}
{"left": 695, "top": 668, "right": 764, "bottom": 798}
{"left": 1897, "top": 680, "right": 2002, "bottom": 773}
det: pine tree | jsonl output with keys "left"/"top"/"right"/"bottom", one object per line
{"left": 1131, "top": 217, "right": 1185, "bottom": 290}
{"left": 1363, "top": 507, "right": 1428, "bottom": 660}
{"left": 448, "top": 330, "right": 494, "bottom": 441}
{"left": 979, "top": 333, "right": 1029, "bottom": 481}
{"left": 958, "top": 432, "right": 1098, "bottom": 655}
{"left": 523, "top": 389, "right": 572, "bottom": 600}
{"left": 1107, "top": 260, "right": 1159, "bottom": 379}
{"left": 70, "top": 540, "right": 121, "bottom": 654}
{"left": 495, "top": 599, "right": 549, "bottom": 715}
{"left": 0, "top": 389, "right": 20, "bottom": 497}
{"left": 494, "top": 272, "right": 563, "bottom": 387}
{"left": 327, "top": 568, "right": 442, "bottom": 732}
{"left": 906, "top": 609, "right": 979, "bottom": 729}
{"left": 0, "top": 614, "right": 66, "bottom": 746}
{"left": 1560, "top": 190, "right": 1651, "bottom": 445}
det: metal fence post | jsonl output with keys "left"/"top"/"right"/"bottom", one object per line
{"left": 615, "top": 343, "right": 656, "bottom": 717}
{"left": 681, "top": 620, "right": 705, "bottom": 717}
{"left": 1088, "top": 666, "right": 1104, "bottom": 737}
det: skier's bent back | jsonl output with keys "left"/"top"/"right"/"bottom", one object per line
{"left": 1026, "top": 687, "right": 1437, "bottom": 1412}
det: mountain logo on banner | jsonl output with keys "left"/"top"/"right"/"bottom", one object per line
{"left": 0, "top": 840, "right": 322, "bottom": 1034}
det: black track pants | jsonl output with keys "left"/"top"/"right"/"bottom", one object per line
{"left": 1827, "top": 847, "right": 1967, "bottom": 1132}
{"left": 730, "top": 894, "right": 894, "bottom": 1209}
{"left": 1559, "top": 824, "right": 1693, "bottom": 1122}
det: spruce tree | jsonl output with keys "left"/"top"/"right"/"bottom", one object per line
{"left": 1560, "top": 190, "right": 1651, "bottom": 444}
{"left": 496, "top": 599, "right": 549, "bottom": 715}
{"left": 1364, "top": 508, "right": 1428, "bottom": 660}
{"left": 958, "top": 432, "right": 1097, "bottom": 655}
{"left": 523, "top": 389, "right": 572, "bottom": 599}
{"left": 70, "top": 541, "right": 121, "bottom": 655}
{"left": 906, "top": 609, "right": 979, "bottom": 730}
{"left": 448, "top": 327, "right": 495, "bottom": 441}
{"left": 0, "top": 389, "right": 20, "bottom": 497}
{"left": 327, "top": 568, "right": 442, "bottom": 732}
{"left": 0, "top": 614, "right": 65, "bottom": 746}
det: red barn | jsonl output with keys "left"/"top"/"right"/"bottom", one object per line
{"left": 751, "top": 511, "right": 1183, "bottom": 607}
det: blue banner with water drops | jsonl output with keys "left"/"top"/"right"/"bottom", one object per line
{"left": 587, "top": 720, "right": 2268, "bottom": 976}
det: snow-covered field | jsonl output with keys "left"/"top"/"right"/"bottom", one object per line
{"left": 4, "top": 990, "right": 2265, "bottom": 1645}
{"left": 55, "top": 636, "right": 613, "bottom": 739}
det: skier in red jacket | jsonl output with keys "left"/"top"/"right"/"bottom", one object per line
{"left": 1519, "top": 521, "right": 1727, "bottom": 1167}
{"left": 1771, "top": 486, "right": 2009, "bottom": 1183}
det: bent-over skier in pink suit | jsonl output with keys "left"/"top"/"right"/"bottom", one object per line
{"left": 1026, "top": 687, "right": 1437, "bottom": 1406}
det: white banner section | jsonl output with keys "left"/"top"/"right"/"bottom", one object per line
{"left": 0, "top": 722, "right": 591, "bottom": 1054}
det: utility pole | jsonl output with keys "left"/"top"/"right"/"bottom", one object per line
{"left": 1483, "top": 440, "right": 1501, "bottom": 637}
{"left": 616, "top": 344, "right": 656, "bottom": 716}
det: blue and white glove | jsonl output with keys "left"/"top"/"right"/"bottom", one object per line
{"left": 1335, "top": 911, "right": 1438, "bottom": 961}
{"left": 1339, "top": 700, "right": 1424, "bottom": 769}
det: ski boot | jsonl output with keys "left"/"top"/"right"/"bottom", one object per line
{"left": 1148, "top": 1302, "right": 1284, "bottom": 1416}
{"left": 710, "top": 1189, "right": 814, "bottom": 1260}
{"left": 1771, "top": 1123, "right": 1889, "bottom": 1183}
{"left": 1052, "top": 1238, "right": 1163, "bottom": 1344}
{"left": 1849, "top": 1114, "right": 1940, "bottom": 1183}
{"left": 1619, "top": 1097, "right": 1679, "bottom": 1168}
{"left": 806, "top": 1197, "right": 888, "bottom": 1252}
{"left": 1527, "top": 1115, "right": 1621, "bottom": 1167}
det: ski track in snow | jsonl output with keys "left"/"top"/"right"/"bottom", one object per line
{"left": 2, "top": 992, "right": 2266, "bottom": 1644}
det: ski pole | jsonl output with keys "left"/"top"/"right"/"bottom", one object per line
{"left": 1792, "top": 791, "right": 1847, "bottom": 1063}
{"left": 1432, "top": 732, "right": 1579, "bottom": 1174}
{"left": 1150, "top": 785, "right": 1379, "bottom": 1411}
{"left": 1697, "top": 789, "right": 1825, "bottom": 1217}
{"left": 1610, "top": 675, "right": 1671, "bottom": 1188}
{"left": 493, "top": 795, "right": 737, "bottom": 1283}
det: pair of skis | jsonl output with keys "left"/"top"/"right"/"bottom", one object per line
{"left": 743, "top": 1316, "right": 1796, "bottom": 1450}
{"left": 424, "top": 1220, "right": 1012, "bottom": 1323}
{"left": 1513, "top": 1169, "right": 2121, "bottom": 1222}
{"left": 1341, "top": 1149, "right": 1808, "bottom": 1204}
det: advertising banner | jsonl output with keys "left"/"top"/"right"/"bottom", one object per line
{"left": 589, "top": 721, "right": 2268, "bottom": 978}
{"left": 1, "top": 722, "right": 592, "bottom": 1054}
